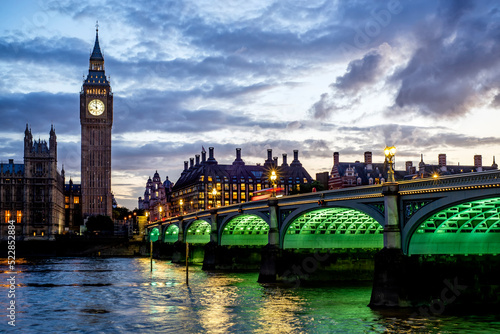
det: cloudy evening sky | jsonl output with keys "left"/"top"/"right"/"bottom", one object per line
{"left": 1, "top": 0, "right": 500, "bottom": 209}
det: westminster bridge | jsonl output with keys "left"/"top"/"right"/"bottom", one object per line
{"left": 146, "top": 170, "right": 500, "bottom": 307}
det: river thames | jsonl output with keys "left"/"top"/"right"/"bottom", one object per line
{"left": 1, "top": 257, "right": 499, "bottom": 333}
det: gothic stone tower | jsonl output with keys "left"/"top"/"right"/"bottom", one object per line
{"left": 23, "top": 125, "right": 65, "bottom": 239}
{"left": 80, "top": 26, "right": 113, "bottom": 218}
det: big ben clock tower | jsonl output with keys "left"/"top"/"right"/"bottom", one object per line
{"left": 80, "top": 25, "right": 113, "bottom": 218}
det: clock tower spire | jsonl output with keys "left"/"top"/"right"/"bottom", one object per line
{"left": 80, "top": 25, "right": 113, "bottom": 218}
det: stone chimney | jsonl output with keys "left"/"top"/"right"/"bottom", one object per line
{"left": 207, "top": 147, "right": 217, "bottom": 164}
{"left": 282, "top": 153, "right": 288, "bottom": 166}
{"left": 202, "top": 150, "right": 206, "bottom": 162}
{"left": 184, "top": 161, "right": 188, "bottom": 171}
{"left": 474, "top": 155, "right": 482, "bottom": 172}
{"left": 273, "top": 156, "right": 278, "bottom": 165}
{"left": 264, "top": 149, "right": 274, "bottom": 167}
{"left": 364, "top": 151, "right": 372, "bottom": 164}
{"left": 439, "top": 154, "right": 447, "bottom": 172}
{"left": 334, "top": 152, "right": 339, "bottom": 166}
{"left": 364, "top": 151, "right": 372, "bottom": 170}
{"left": 290, "top": 150, "right": 302, "bottom": 167}
{"left": 189, "top": 158, "right": 194, "bottom": 168}
{"left": 195, "top": 154, "right": 200, "bottom": 165}
{"left": 233, "top": 148, "right": 244, "bottom": 166}
{"left": 405, "top": 161, "right": 413, "bottom": 173}
{"left": 438, "top": 154, "right": 446, "bottom": 167}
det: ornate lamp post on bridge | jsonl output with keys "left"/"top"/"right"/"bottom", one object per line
{"left": 270, "top": 170, "right": 277, "bottom": 197}
{"left": 384, "top": 146, "right": 397, "bottom": 183}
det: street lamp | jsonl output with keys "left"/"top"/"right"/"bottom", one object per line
{"left": 384, "top": 146, "right": 397, "bottom": 183}
{"left": 212, "top": 188, "right": 218, "bottom": 207}
{"left": 159, "top": 206, "right": 163, "bottom": 220}
{"left": 270, "top": 170, "right": 277, "bottom": 197}
{"left": 179, "top": 199, "right": 184, "bottom": 215}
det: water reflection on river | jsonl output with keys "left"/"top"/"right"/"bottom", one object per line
{"left": 1, "top": 257, "right": 499, "bottom": 333}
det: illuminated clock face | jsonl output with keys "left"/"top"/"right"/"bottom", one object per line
{"left": 88, "top": 99, "right": 105, "bottom": 116}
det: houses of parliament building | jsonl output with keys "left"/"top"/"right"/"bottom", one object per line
{"left": 0, "top": 27, "right": 113, "bottom": 240}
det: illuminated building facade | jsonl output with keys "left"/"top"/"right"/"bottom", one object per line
{"left": 138, "top": 171, "right": 173, "bottom": 221}
{"left": 168, "top": 147, "right": 313, "bottom": 216}
{"left": 328, "top": 151, "right": 499, "bottom": 190}
{"left": 328, "top": 151, "right": 392, "bottom": 189}
{"left": 0, "top": 125, "right": 65, "bottom": 240}
{"left": 412, "top": 153, "right": 497, "bottom": 178}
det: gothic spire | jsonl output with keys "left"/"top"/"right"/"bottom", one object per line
{"left": 90, "top": 21, "right": 104, "bottom": 61}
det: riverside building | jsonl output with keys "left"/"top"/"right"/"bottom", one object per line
{"left": 0, "top": 125, "right": 65, "bottom": 240}
{"left": 164, "top": 147, "right": 313, "bottom": 216}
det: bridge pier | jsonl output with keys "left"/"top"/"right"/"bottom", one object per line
{"left": 202, "top": 209, "right": 218, "bottom": 270}
{"left": 370, "top": 183, "right": 411, "bottom": 307}
{"left": 258, "top": 198, "right": 280, "bottom": 283}
{"left": 171, "top": 218, "right": 185, "bottom": 263}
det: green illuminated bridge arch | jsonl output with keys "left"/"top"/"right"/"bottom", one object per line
{"left": 408, "top": 197, "right": 500, "bottom": 255}
{"left": 164, "top": 224, "right": 179, "bottom": 243}
{"left": 185, "top": 219, "right": 211, "bottom": 244}
{"left": 149, "top": 227, "right": 160, "bottom": 242}
{"left": 282, "top": 208, "right": 383, "bottom": 249}
{"left": 220, "top": 214, "right": 269, "bottom": 246}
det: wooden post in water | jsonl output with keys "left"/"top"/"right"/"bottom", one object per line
{"left": 186, "top": 242, "right": 189, "bottom": 285}
{"left": 150, "top": 240, "right": 153, "bottom": 272}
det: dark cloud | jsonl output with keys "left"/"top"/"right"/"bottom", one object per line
{"left": 492, "top": 94, "right": 500, "bottom": 107}
{"left": 338, "top": 123, "right": 500, "bottom": 155}
{"left": 0, "top": 92, "right": 79, "bottom": 135}
{"left": 310, "top": 50, "right": 384, "bottom": 119}
{"left": 333, "top": 51, "right": 383, "bottom": 91}
{"left": 0, "top": 35, "right": 89, "bottom": 68}
{"left": 309, "top": 93, "right": 339, "bottom": 120}
{"left": 391, "top": 1, "right": 500, "bottom": 118}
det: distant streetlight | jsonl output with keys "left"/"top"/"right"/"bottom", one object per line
{"left": 384, "top": 146, "right": 397, "bottom": 183}
{"left": 159, "top": 206, "right": 163, "bottom": 220}
{"left": 179, "top": 199, "right": 184, "bottom": 215}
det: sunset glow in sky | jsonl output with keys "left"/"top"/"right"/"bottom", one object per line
{"left": 1, "top": 0, "right": 500, "bottom": 209}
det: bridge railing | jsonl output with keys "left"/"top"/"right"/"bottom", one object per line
{"left": 398, "top": 170, "right": 500, "bottom": 194}
{"left": 276, "top": 184, "right": 384, "bottom": 206}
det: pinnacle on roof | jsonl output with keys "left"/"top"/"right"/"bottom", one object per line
{"left": 90, "top": 22, "right": 104, "bottom": 61}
